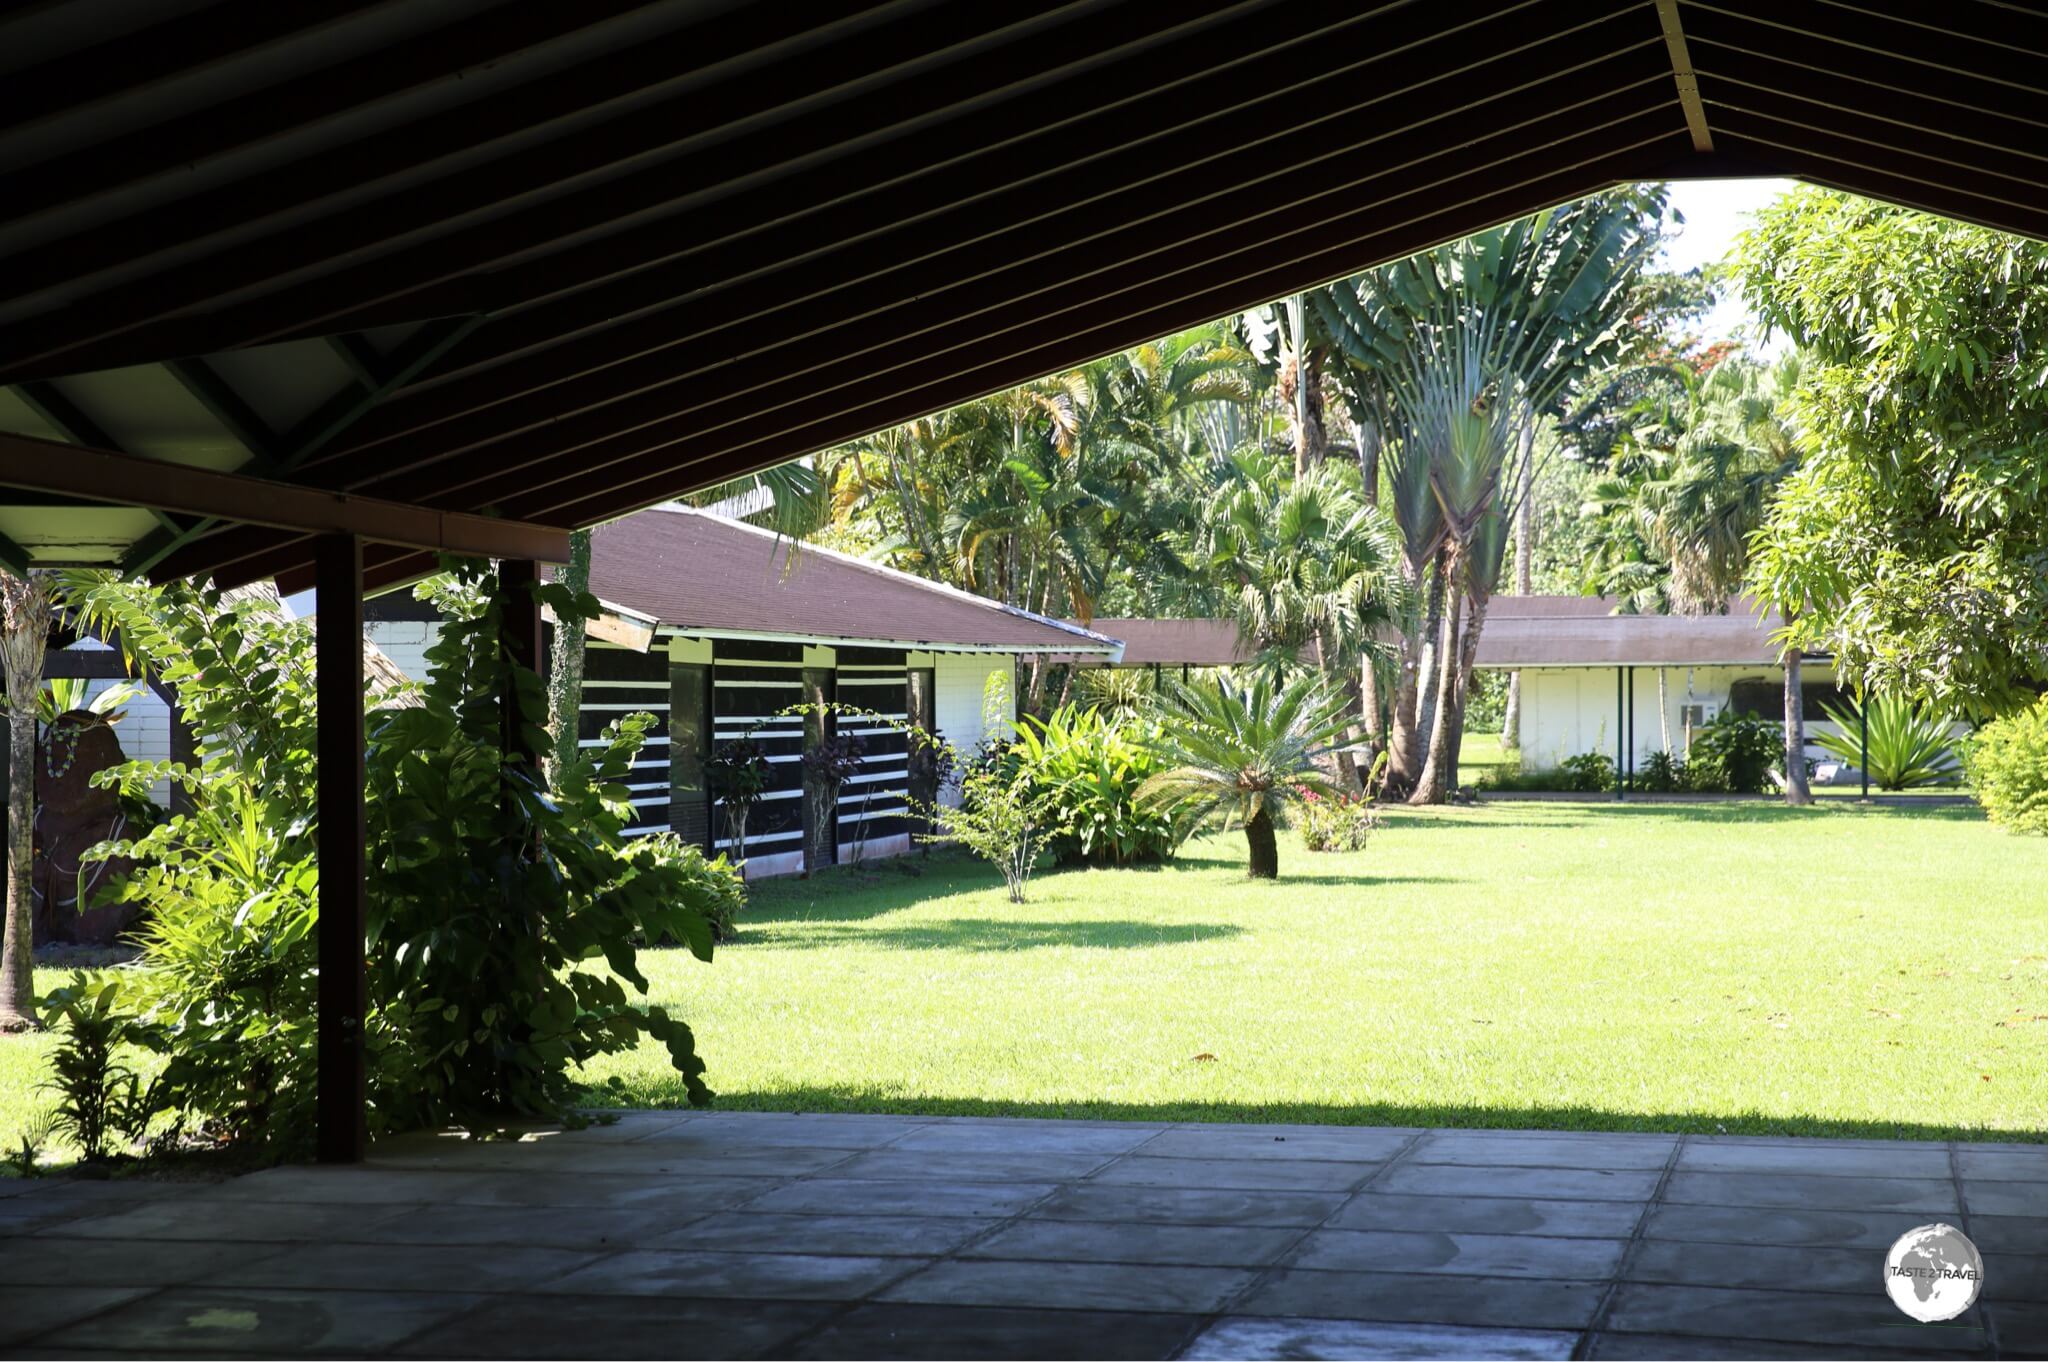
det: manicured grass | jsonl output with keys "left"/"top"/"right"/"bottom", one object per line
{"left": 579, "top": 802, "right": 2048, "bottom": 1140}
{"left": 6, "top": 802, "right": 2043, "bottom": 1159}
{"left": 1459, "top": 730, "right": 1508, "bottom": 781}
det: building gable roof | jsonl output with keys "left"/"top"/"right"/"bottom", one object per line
{"left": 584, "top": 508, "right": 1121, "bottom": 655}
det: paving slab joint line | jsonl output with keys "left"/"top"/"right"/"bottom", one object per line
{"left": 767, "top": 1134, "right": 1137, "bottom": 1360}
{"left": 1574, "top": 1129, "right": 1687, "bottom": 1361}
{"left": 10, "top": 1281, "right": 178, "bottom": 1354}
{"left": 1947, "top": 1139, "right": 2003, "bottom": 1360}
{"left": 1162, "top": 1126, "right": 1433, "bottom": 1360}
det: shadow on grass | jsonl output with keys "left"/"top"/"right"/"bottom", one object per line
{"left": 586, "top": 1086, "right": 2045, "bottom": 1145}
{"left": 741, "top": 916, "right": 1247, "bottom": 952}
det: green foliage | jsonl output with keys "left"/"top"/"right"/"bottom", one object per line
{"left": 1138, "top": 671, "right": 1350, "bottom": 877}
{"left": 1473, "top": 754, "right": 1613, "bottom": 794}
{"left": 1739, "top": 189, "right": 2048, "bottom": 714}
{"left": 1463, "top": 670, "right": 1507, "bottom": 734}
{"left": 1560, "top": 752, "right": 1617, "bottom": 793}
{"left": 922, "top": 675, "right": 1064, "bottom": 903}
{"left": 623, "top": 834, "right": 745, "bottom": 942}
{"left": 1686, "top": 711, "right": 1779, "bottom": 794}
{"left": 5, "top": 1107, "right": 55, "bottom": 1177}
{"left": 1964, "top": 698, "right": 2048, "bottom": 836}
{"left": 1195, "top": 450, "right": 1405, "bottom": 678}
{"left": 702, "top": 736, "right": 771, "bottom": 862}
{"left": 1009, "top": 705, "right": 1187, "bottom": 865}
{"left": 1813, "top": 695, "right": 1960, "bottom": 791}
{"left": 1635, "top": 748, "right": 1685, "bottom": 793}
{"left": 60, "top": 565, "right": 721, "bottom": 1160}
{"left": 362, "top": 561, "right": 716, "bottom": 1131}
{"left": 39, "top": 973, "right": 149, "bottom": 1161}
{"left": 1577, "top": 357, "right": 1802, "bottom": 614}
{"left": 1297, "top": 790, "right": 1379, "bottom": 853}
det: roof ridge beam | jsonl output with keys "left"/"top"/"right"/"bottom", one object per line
{"left": 1655, "top": 0, "right": 1714, "bottom": 152}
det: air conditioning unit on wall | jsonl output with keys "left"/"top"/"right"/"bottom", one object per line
{"left": 1680, "top": 703, "right": 1712, "bottom": 729}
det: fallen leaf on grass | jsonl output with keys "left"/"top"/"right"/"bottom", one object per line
{"left": 1191, "top": 1052, "right": 1217, "bottom": 1062}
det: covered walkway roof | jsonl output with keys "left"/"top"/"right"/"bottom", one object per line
{"left": 1, "top": 1, "right": 2043, "bottom": 596}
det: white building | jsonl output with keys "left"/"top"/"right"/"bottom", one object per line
{"left": 1474, "top": 596, "right": 1853, "bottom": 778}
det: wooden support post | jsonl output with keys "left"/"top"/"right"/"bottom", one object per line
{"left": 498, "top": 559, "right": 543, "bottom": 771}
{"left": 315, "top": 533, "right": 367, "bottom": 1164}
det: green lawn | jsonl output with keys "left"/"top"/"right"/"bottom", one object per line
{"left": 582, "top": 801, "right": 2046, "bottom": 1140}
{"left": 6, "top": 801, "right": 2045, "bottom": 1160}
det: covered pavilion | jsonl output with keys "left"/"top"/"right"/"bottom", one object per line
{"left": 0, "top": 0, "right": 2040, "bottom": 1233}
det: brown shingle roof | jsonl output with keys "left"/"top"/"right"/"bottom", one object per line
{"left": 582, "top": 508, "right": 1121, "bottom": 655}
{"left": 1040, "top": 600, "right": 1807, "bottom": 669}
{"left": 1052, "top": 618, "right": 1255, "bottom": 668}
{"left": 1474, "top": 597, "right": 1801, "bottom": 667}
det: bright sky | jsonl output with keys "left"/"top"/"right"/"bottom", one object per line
{"left": 1661, "top": 177, "right": 1798, "bottom": 353}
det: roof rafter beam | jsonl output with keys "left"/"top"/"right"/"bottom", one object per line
{"left": 124, "top": 315, "right": 486, "bottom": 576}
{"left": 12, "top": 378, "right": 190, "bottom": 542}
{"left": 289, "top": 22, "right": 1669, "bottom": 496}
{"left": 1654, "top": 0, "right": 1714, "bottom": 152}
{"left": 0, "top": 432, "right": 569, "bottom": 567}
{"left": 165, "top": 356, "right": 282, "bottom": 474}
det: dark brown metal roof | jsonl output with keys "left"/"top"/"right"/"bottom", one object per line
{"left": 586, "top": 508, "right": 1121, "bottom": 654}
{"left": 1, "top": 1, "right": 2042, "bottom": 591}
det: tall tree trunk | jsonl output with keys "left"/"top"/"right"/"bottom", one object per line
{"left": 1656, "top": 667, "right": 1670, "bottom": 754}
{"left": 1244, "top": 807, "right": 1279, "bottom": 879}
{"left": 1411, "top": 562, "right": 1466, "bottom": 805}
{"left": 1501, "top": 407, "right": 1536, "bottom": 751}
{"left": 1384, "top": 550, "right": 1430, "bottom": 797}
{"left": 1316, "top": 631, "right": 1359, "bottom": 788}
{"left": 1782, "top": 651, "right": 1813, "bottom": 806}
{"left": 1355, "top": 417, "right": 1385, "bottom": 768}
{"left": 544, "top": 528, "right": 593, "bottom": 784}
{"left": 0, "top": 571, "right": 50, "bottom": 1031}
{"left": 1289, "top": 327, "right": 1326, "bottom": 479}
{"left": 1411, "top": 546, "right": 1450, "bottom": 758}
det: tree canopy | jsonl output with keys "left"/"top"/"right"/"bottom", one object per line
{"left": 1738, "top": 188, "right": 2048, "bottom": 715}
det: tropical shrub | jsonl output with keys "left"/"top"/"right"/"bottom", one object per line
{"left": 1685, "top": 711, "right": 1778, "bottom": 793}
{"left": 703, "top": 736, "right": 770, "bottom": 863}
{"left": 621, "top": 834, "right": 745, "bottom": 942}
{"left": 1814, "top": 694, "right": 1960, "bottom": 790}
{"left": 1297, "top": 789, "right": 1379, "bottom": 852}
{"left": 1560, "top": 752, "right": 1617, "bottom": 793}
{"left": 1635, "top": 749, "right": 1685, "bottom": 793}
{"left": 1138, "top": 672, "right": 1350, "bottom": 879}
{"left": 64, "top": 563, "right": 722, "bottom": 1160}
{"left": 39, "top": 973, "right": 151, "bottom": 1162}
{"left": 1009, "top": 704, "right": 1186, "bottom": 865}
{"left": 1964, "top": 697, "right": 2048, "bottom": 835}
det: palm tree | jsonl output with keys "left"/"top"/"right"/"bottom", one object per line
{"left": 1196, "top": 450, "right": 1405, "bottom": 782}
{"left": 1581, "top": 357, "right": 1805, "bottom": 789}
{"left": 1316, "top": 187, "right": 1669, "bottom": 801}
{"left": 1138, "top": 671, "right": 1351, "bottom": 879}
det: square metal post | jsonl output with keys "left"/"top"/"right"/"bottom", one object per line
{"left": 315, "top": 533, "right": 367, "bottom": 1164}
{"left": 1626, "top": 666, "right": 1635, "bottom": 791}
{"left": 1615, "top": 666, "right": 1625, "bottom": 801}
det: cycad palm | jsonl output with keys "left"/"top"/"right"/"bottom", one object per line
{"left": 1138, "top": 672, "right": 1351, "bottom": 879}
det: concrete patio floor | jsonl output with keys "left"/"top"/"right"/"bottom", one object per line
{"left": 1, "top": 1112, "right": 2042, "bottom": 1359}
